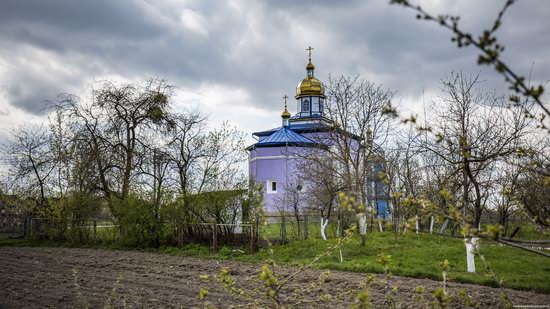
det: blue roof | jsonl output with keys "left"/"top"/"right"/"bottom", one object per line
{"left": 253, "top": 127, "right": 279, "bottom": 136}
{"left": 251, "top": 127, "right": 317, "bottom": 148}
{"left": 259, "top": 127, "right": 315, "bottom": 145}
{"left": 253, "top": 122, "right": 332, "bottom": 137}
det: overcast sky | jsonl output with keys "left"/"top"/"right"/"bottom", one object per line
{"left": 0, "top": 0, "right": 549, "bottom": 145}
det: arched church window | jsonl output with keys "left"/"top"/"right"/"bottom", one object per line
{"left": 303, "top": 99, "right": 310, "bottom": 112}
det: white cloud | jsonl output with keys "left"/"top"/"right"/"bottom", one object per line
{"left": 174, "top": 83, "right": 278, "bottom": 146}
{"left": 180, "top": 9, "right": 208, "bottom": 36}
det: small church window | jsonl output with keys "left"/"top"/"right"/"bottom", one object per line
{"left": 267, "top": 180, "right": 277, "bottom": 193}
{"left": 303, "top": 99, "right": 309, "bottom": 112}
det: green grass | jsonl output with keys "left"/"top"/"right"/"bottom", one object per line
{"left": 263, "top": 220, "right": 347, "bottom": 241}
{"left": 509, "top": 223, "right": 549, "bottom": 240}
{"left": 1, "top": 231, "right": 548, "bottom": 293}
{"left": 161, "top": 232, "right": 550, "bottom": 293}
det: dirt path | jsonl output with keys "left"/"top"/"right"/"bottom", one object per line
{"left": 0, "top": 247, "right": 548, "bottom": 308}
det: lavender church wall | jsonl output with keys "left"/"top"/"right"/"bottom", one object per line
{"left": 248, "top": 129, "right": 389, "bottom": 217}
{"left": 249, "top": 146, "right": 302, "bottom": 213}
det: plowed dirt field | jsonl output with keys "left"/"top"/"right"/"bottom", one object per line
{"left": 0, "top": 247, "right": 548, "bottom": 308}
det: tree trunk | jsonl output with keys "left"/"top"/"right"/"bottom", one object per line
{"left": 320, "top": 218, "right": 329, "bottom": 241}
{"left": 357, "top": 213, "right": 367, "bottom": 246}
{"left": 439, "top": 218, "right": 449, "bottom": 235}
{"left": 303, "top": 215, "right": 308, "bottom": 240}
{"left": 281, "top": 215, "right": 287, "bottom": 244}
{"left": 465, "top": 237, "right": 479, "bottom": 273}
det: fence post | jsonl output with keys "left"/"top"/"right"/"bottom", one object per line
{"left": 23, "top": 215, "right": 28, "bottom": 237}
{"left": 281, "top": 215, "right": 286, "bottom": 244}
{"left": 255, "top": 216, "right": 260, "bottom": 251}
{"left": 93, "top": 219, "right": 97, "bottom": 243}
{"left": 249, "top": 224, "right": 254, "bottom": 253}
{"left": 510, "top": 226, "right": 521, "bottom": 239}
{"left": 337, "top": 215, "right": 342, "bottom": 237}
{"left": 212, "top": 223, "right": 218, "bottom": 252}
{"left": 304, "top": 215, "right": 308, "bottom": 240}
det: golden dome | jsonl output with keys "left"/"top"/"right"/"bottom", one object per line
{"left": 296, "top": 75, "right": 325, "bottom": 98}
{"left": 281, "top": 104, "right": 291, "bottom": 119}
{"left": 296, "top": 46, "right": 325, "bottom": 98}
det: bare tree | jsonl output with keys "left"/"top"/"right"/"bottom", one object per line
{"left": 274, "top": 181, "right": 304, "bottom": 238}
{"left": 384, "top": 125, "right": 424, "bottom": 234}
{"left": 55, "top": 78, "right": 173, "bottom": 209}
{"left": 420, "top": 150, "right": 462, "bottom": 235}
{"left": 139, "top": 146, "right": 172, "bottom": 218}
{"left": 2, "top": 125, "right": 55, "bottom": 208}
{"left": 47, "top": 110, "right": 74, "bottom": 199}
{"left": 296, "top": 75, "right": 396, "bottom": 241}
{"left": 165, "top": 116, "right": 247, "bottom": 239}
{"left": 297, "top": 149, "right": 348, "bottom": 240}
{"left": 419, "top": 72, "right": 532, "bottom": 273}
{"left": 423, "top": 72, "right": 530, "bottom": 228}
{"left": 491, "top": 163, "right": 522, "bottom": 235}
{"left": 515, "top": 173, "right": 550, "bottom": 232}
{"left": 513, "top": 136, "right": 550, "bottom": 231}
{"left": 324, "top": 75, "right": 395, "bottom": 207}
{"left": 196, "top": 122, "right": 247, "bottom": 193}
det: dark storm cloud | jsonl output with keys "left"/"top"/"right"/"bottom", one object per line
{"left": 277, "top": 0, "right": 550, "bottom": 101}
{"left": 0, "top": 0, "right": 548, "bottom": 117}
{"left": 0, "top": 0, "right": 166, "bottom": 42}
{"left": 0, "top": 0, "right": 171, "bottom": 113}
{"left": 0, "top": 0, "right": 288, "bottom": 113}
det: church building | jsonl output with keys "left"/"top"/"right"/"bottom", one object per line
{"left": 247, "top": 48, "right": 389, "bottom": 218}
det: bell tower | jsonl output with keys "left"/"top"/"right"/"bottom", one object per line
{"left": 294, "top": 46, "right": 326, "bottom": 119}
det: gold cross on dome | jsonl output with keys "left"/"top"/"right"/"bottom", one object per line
{"left": 283, "top": 94, "right": 288, "bottom": 105}
{"left": 306, "top": 46, "right": 314, "bottom": 62}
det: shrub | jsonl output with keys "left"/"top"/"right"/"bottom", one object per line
{"left": 112, "top": 195, "right": 162, "bottom": 247}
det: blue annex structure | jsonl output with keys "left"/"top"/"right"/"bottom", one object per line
{"left": 368, "top": 147, "right": 390, "bottom": 219}
{"left": 247, "top": 48, "right": 390, "bottom": 219}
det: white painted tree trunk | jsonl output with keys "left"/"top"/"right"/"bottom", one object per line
{"left": 439, "top": 218, "right": 449, "bottom": 235}
{"left": 472, "top": 236, "right": 479, "bottom": 251}
{"left": 378, "top": 219, "right": 384, "bottom": 232}
{"left": 320, "top": 218, "right": 329, "bottom": 240}
{"left": 465, "top": 237, "right": 479, "bottom": 273}
{"left": 357, "top": 213, "right": 367, "bottom": 236}
{"left": 429, "top": 216, "right": 434, "bottom": 234}
{"left": 415, "top": 215, "right": 419, "bottom": 234}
